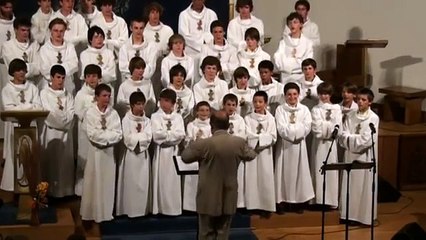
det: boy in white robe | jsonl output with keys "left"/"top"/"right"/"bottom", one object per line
{"left": 116, "top": 91, "right": 153, "bottom": 217}
{"left": 274, "top": 12, "right": 313, "bottom": 84}
{"left": 78, "top": 0, "right": 100, "bottom": 26}
{"left": 237, "top": 27, "right": 270, "bottom": 88}
{"left": 183, "top": 101, "right": 211, "bottom": 212}
{"left": 275, "top": 82, "right": 314, "bottom": 213}
{"left": 80, "top": 83, "right": 122, "bottom": 223}
{"left": 167, "top": 64, "right": 195, "bottom": 122}
{"left": 40, "top": 65, "right": 75, "bottom": 197}
{"left": 0, "top": 59, "right": 42, "bottom": 192}
{"left": 118, "top": 17, "right": 158, "bottom": 82}
{"left": 2, "top": 17, "right": 41, "bottom": 85}
{"left": 116, "top": 56, "right": 156, "bottom": 117}
{"left": 338, "top": 88, "right": 379, "bottom": 225}
{"left": 223, "top": 93, "right": 247, "bottom": 208}
{"left": 39, "top": 18, "right": 78, "bottom": 93}
{"left": 338, "top": 82, "right": 358, "bottom": 162}
{"left": 283, "top": 0, "right": 320, "bottom": 47}
{"left": 90, "top": 0, "right": 128, "bottom": 57}
{"left": 229, "top": 67, "right": 255, "bottom": 118}
{"left": 310, "top": 83, "right": 341, "bottom": 208}
{"left": 244, "top": 91, "right": 276, "bottom": 213}
{"left": 80, "top": 26, "right": 116, "bottom": 84}
{"left": 31, "top": 0, "right": 52, "bottom": 45}
{"left": 151, "top": 89, "right": 186, "bottom": 216}
{"left": 193, "top": 56, "right": 228, "bottom": 110}
{"left": 143, "top": 2, "right": 174, "bottom": 56}
{"left": 298, "top": 58, "right": 323, "bottom": 110}
{"left": 257, "top": 60, "right": 284, "bottom": 115}
{"left": 227, "top": 0, "right": 264, "bottom": 49}
{"left": 161, "top": 34, "right": 195, "bottom": 88}
{"left": 74, "top": 64, "right": 100, "bottom": 196}
{"left": 199, "top": 20, "right": 238, "bottom": 85}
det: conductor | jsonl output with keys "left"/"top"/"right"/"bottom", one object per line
{"left": 181, "top": 110, "right": 257, "bottom": 240}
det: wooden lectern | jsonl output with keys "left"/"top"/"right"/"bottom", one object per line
{"left": 0, "top": 111, "right": 49, "bottom": 225}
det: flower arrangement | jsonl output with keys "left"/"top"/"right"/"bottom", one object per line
{"left": 32, "top": 182, "right": 49, "bottom": 209}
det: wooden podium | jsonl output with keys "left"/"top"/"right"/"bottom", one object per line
{"left": 0, "top": 111, "right": 49, "bottom": 225}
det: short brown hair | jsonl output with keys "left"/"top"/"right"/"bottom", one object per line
{"left": 48, "top": 18, "right": 67, "bottom": 30}
{"left": 317, "top": 82, "right": 334, "bottom": 95}
{"left": 167, "top": 34, "right": 185, "bottom": 50}
{"left": 128, "top": 56, "right": 146, "bottom": 74}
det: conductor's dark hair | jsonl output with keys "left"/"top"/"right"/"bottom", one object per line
{"left": 159, "top": 88, "right": 177, "bottom": 104}
{"left": 357, "top": 87, "right": 375, "bottom": 102}
{"left": 48, "top": 18, "right": 67, "bottom": 30}
{"left": 129, "top": 56, "right": 146, "bottom": 74}
{"left": 210, "top": 20, "right": 224, "bottom": 33}
{"left": 244, "top": 27, "right": 260, "bottom": 42}
{"left": 286, "top": 12, "right": 304, "bottom": 25}
{"left": 284, "top": 82, "right": 300, "bottom": 94}
{"left": 98, "top": 0, "right": 115, "bottom": 6}
{"left": 295, "top": 0, "right": 311, "bottom": 11}
{"left": 167, "top": 34, "right": 185, "bottom": 50}
{"left": 235, "top": 0, "right": 253, "bottom": 12}
{"left": 130, "top": 91, "right": 146, "bottom": 105}
{"left": 222, "top": 93, "right": 238, "bottom": 105}
{"left": 144, "top": 1, "right": 164, "bottom": 18}
{"left": 84, "top": 64, "right": 102, "bottom": 78}
{"left": 200, "top": 56, "right": 222, "bottom": 72}
{"left": 317, "top": 82, "right": 334, "bottom": 95}
{"left": 50, "top": 64, "right": 66, "bottom": 77}
{"left": 253, "top": 90, "right": 268, "bottom": 103}
{"left": 342, "top": 82, "right": 358, "bottom": 94}
{"left": 169, "top": 64, "right": 187, "bottom": 83}
{"left": 88, "top": 25, "right": 105, "bottom": 45}
{"left": 95, "top": 83, "right": 112, "bottom": 96}
{"left": 13, "top": 17, "right": 31, "bottom": 29}
{"left": 0, "top": 0, "right": 13, "bottom": 6}
{"left": 210, "top": 110, "right": 230, "bottom": 130}
{"left": 233, "top": 66, "right": 249, "bottom": 82}
{"left": 301, "top": 58, "right": 317, "bottom": 69}
{"left": 258, "top": 60, "right": 274, "bottom": 71}
{"left": 8, "top": 58, "right": 27, "bottom": 76}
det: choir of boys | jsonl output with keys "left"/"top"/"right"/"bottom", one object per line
{"left": 0, "top": 0, "right": 381, "bottom": 227}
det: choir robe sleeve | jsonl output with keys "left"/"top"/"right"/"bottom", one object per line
{"left": 222, "top": 48, "right": 239, "bottom": 79}
{"left": 142, "top": 44, "right": 158, "bottom": 80}
{"left": 185, "top": 56, "right": 195, "bottom": 88}
{"left": 245, "top": 115, "right": 277, "bottom": 150}
{"left": 226, "top": 20, "right": 241, "bottom": 49}
{"left": 41, "top": 92, "right": 74, "bottom": 130}
{"left": 122, "top": 117, "right": 152, "bottom": 152}
{"left": 115, "top": 84, "right": 128, "bottom": 105}
{"left": 309, "top": 24, "right": 320, "bottom": 47}
{"left": 74, "top": 93, "right": 88, "bottom": 122}
{"left": 1, "top": 85, "right": 42, "bottom": 110}
{"left": 100, "top": 50, "right": 117, "bottom": 84}
{"left": 85, "top": 109, "right": 123, "bottom": 147}
{"left": 276, "top": 106, "right": 311, "bottom": 143}
{"left": 2, "top": 43, "right": 41, "bottom": 79}
{"left": 104, "top": 19, "right": 128, "bottom": 51}
{"left": 339, "top": 117, "right": 379, "bottom": 153}
{"left": 118, "top": 45, "right": 131, "bottom": 79}
{"left": 160, "top": 58, "right": 170, "bottom": 88}
{"left": 152, "top": 114, "right": 185, "bottom": 146}
{"left": 178, "top": 12, "right": 216, "bottom": 53}
{"left": 62, "top": 45, "right": 79, "bottom": 77}
{"left": 31, "top": 15, "right": 46, "bottom": 45}
{"left": 311, "top": 107, "right": 342, "bottom": 140}
{"left": 234, "top": 117, "right": 247, "bottom": 140}
{"left": 273, "top": 40, "right": 313, "bottom": 74}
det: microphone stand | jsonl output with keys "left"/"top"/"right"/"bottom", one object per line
{"left": 370, "top": 127, "right": 377, "bottom": 240}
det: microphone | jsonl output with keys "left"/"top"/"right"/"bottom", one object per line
{"left": 369, "top": 123, "right": 376, "bottom": 134}
{"left": 331, "top": 125, "right": 339, "bottom": 139}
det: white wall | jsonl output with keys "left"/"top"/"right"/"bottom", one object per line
{"left": 253, "top": 0, "right": 426, "bottom": 103}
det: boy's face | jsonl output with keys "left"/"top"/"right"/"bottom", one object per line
{"left": 259, "top": 68, "right": 272, "bottom": 84}
{"left": 197, "top": 105, "right": 210, "bottom": 121}
{"left": 238, "top": 5, "right": 251, "bottom": 17}
{"left": 302, "top": 65, "right": 316, "bottom": 80}
{"left": 287, "top": 18, "right": 302, "bottom": 34}
{"left": 51, "top": 73, "right": 65, "bottom": 90}
{"left": 15, "top": 26, "right": 30, "bottom": 42}
{"left": 131, "top": 101, "right": 145, "bottom": 116}
{"left": 13, "top": 69, "right": 27, "bottom": 83}
{"left": 172, "top": 40, "right": 184, "bottom": 53}
{"left": 236, "top": 76, "right": 248, "bottom": 89}
{"left": 245, "top": 37, "right": 258, "bottom": 50}
{"left": 223, "top": 100, "right": 237, "bottom": 115}
{"left": 60, "top": 0, "right": 74, "bottom": 13}
{"left": 85, "top": 74, "right": 100, "bottom": 89}
{"left": 285, "top": 88, "right": 299, "bottom": 106}
{"left": 203, "top": 64, "right": 218, "bottom": 81}
{"left": 172, "top": 72, "right": 184, "bottom": 88}
{"left": 81, "top": 0, "right": 94, "bottom": 9}
{"left": 91, "top": 32, "right": 104, "bottom": 48}
{"left": 131, "top": 21, "right": 145, "bottom": 38}
{"left": 50, "top": 23, "right": 65, "bottom": 43}
{"left": 253, "top": 96, "right": 267, "bottom": 113}
{"left": 101, "top": 4, "right": 113, "bottom": 17}
{"left": 149, "top": 10, "right": 160, "bottom": 25}
{"left": 38, "top": 0, "right": 52, "bottom": 12}
{"left": 0, "top": 2, "right": 13, "bottom": 18}
{"left": 96, "top": 90, "right": 111, "bottom": 107}
{"left": 342, "top": 88, "right": 355, "bottom": 103}
{"left": 212, "top": 26, "right": 224, "bottom": 43}
{"left": 159, "top": 98, "right": 174, "bottom": 113}
{"left": 319, "top": 93, "right": 331, "bottom": 104}
{"left": 191, "top": 0, "right": 205, "bottom": 11}
{"left": 356, "top": 94, "right": 371, "bottom": 112}
{"left": 296, "top": 4, "right": 308, "bottom": 19}
{"left": 131, "top": 67, "right": 144, "bottom": 80}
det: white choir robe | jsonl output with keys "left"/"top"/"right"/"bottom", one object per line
{"left": 116, "top": 111, "right": 152, "bottom": 217}
{"left": 168, "top": 84, "right": 195, "bottom": 121}
{"left": 338, "top": 109, "right": 379, "bottom": 225}
{"left": 144, "top": 22, "right": 174, "bottom": 56}
{"left": 39, "top": 39, "right": 78, "bottom": 93}
{"left": 40, "top": 87, "right": 75, "bottom": 197}
{"left": 116, "top": 77, "right": 157, "bottom": 117}
{"left": 193, "top": 76, "right": 228, "bottom": 110}
{"left": 229, "top": 86, "right": 255, "bottom": 118}
{"left": 90, "top": 13, "right": 128, "bottom": 56}
{"left": 161, "top": 52, "right": 195, "bottom": 88}
{"left": 199, "top": 40, "right": 238, "bottom": 85}
{"left": 2, "top": 38, "right": 41, "bottom": 84}
{"left": 183, "top": 118, "right": 211, "bottom": 211}
{"left": 74, "top": 83, "right": 96, "bottom": 196}
{"left": 31, "top": 8, "right": 52, "bottom": 45}
{"left": 283, "top": 18, "right": 320, "bottom": 47}
{"left": 227, "top": 14, "right": 265, "bottom": 49}
{"left": 80, "top": 45, "right": 116, "bottom": 84}
{"left": 245, "top": 111, "right": 277, "bottom": 211}
{"left": 274, "top": 34, "right": 313, "bottom": 84}
{"left": 151, "top": 109, "right": 186, "bottom": 215}
{"left": 338, "top": 101, "right": 358, "bottom": 163}
{"left": 49, "top": 10, "right": 88, "bottom": 50}
{"left": 298, "top": 75, "right": 323, "bottom": 110}
{"left": 275, "top": 102, "right": 315, "bottom": 203}
{"left": 79, "top": 7, "right": 100, "bottom": 26}
{"left": 0, "top": 80, "right": 42, "bottom": 192}
{"left": 80, "top": 105, "right": 122, "bottom": 223}
{"left": 310, "top": 102, "right": 342, "bottom": 207}
{"left": 237, "top": 43, "right": 270, "bottom": 88}
{"left": 256, "top": 79, "right": 285, "bottom": 115}
{"left": 118, "top": 37, "right": 158, "bottom": 81}
{"left": 228, "top": 113, "right": 247, "bottom": 208}
{"left": 178, "top": 4, "right": 217, "bottom": 57}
